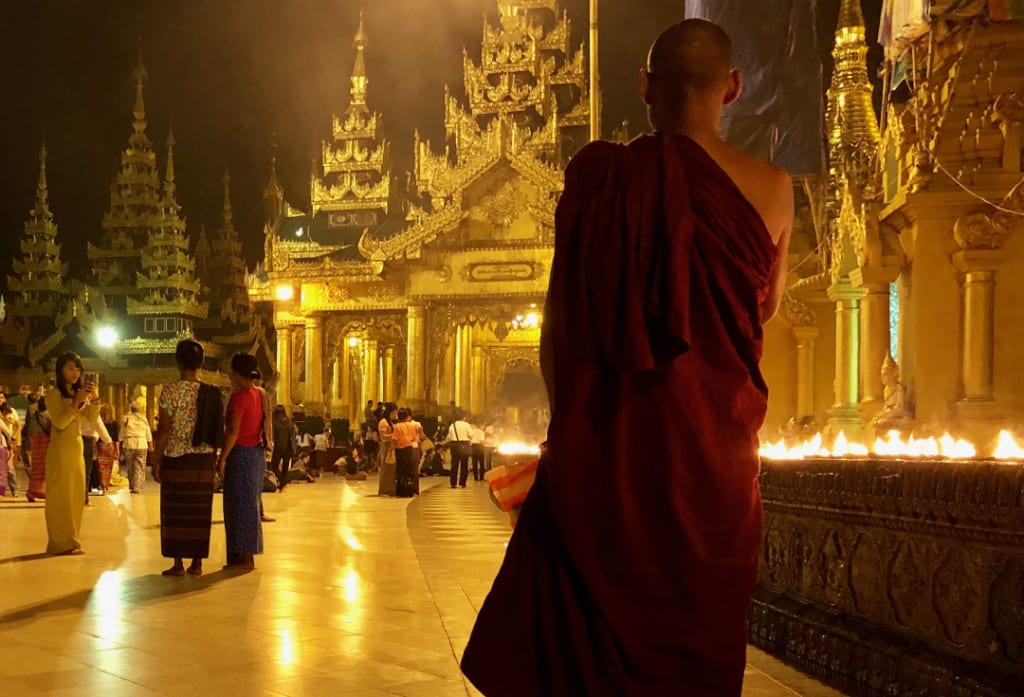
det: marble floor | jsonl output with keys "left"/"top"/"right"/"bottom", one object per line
{"left": 0, "top": 473, "right": 845, "bottom": 697}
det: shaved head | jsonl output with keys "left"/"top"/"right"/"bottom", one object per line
{"left": 643, "top": 19, "right": 739, "bottom": 131}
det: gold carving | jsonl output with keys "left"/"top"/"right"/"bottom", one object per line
{"left": 953, "top": 212, "right": 1011, "bottom": 251}
{"left": 467, "top": 262, "right": 536, "bottom": 282}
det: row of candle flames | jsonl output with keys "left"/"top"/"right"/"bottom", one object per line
{"left": 494, "top": 433, "right": 1024, "bottom": 462}
{"left": 759, "top": 430, "right": 1024, "bottom": 461}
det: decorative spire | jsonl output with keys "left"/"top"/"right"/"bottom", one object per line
{"left": 164, "top": 125, "right": 178, "bottom": 207}
{"left": 132, "top": 40, "right": 148, "bottom": 137}
{"left": 349, "top": 7, "right": 369, "bottom": 109}
{"left": 35, "top": 142, "right": 52, "bottom": 221}
{"left": 837, "top": 0, "right": 865, "bottom": 32}
{"left": 826, "top": 0, "right": 879, "bottom": 185}
{"left": 222, "top": 164, "right": 234, "bottom": 228}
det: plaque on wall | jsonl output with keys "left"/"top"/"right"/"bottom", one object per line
{"left": 466, "top": 262, "right": 536, "bottom": 282}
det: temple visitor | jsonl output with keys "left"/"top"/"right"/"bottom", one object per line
{"left": 270, "top": 405, "right": 295, "bottom": 492}
{"left": 312, "top": 427, "right": 330, "bottom": 474}
{"left": 363, "top": 399, "right": 376, "bottom": 437}
{"left": 463, "top": 20, "right": 793, "bottom": 697}
{"left": 44, "top": 352, "right": 98, "bottom": 555}
{"left": 376, "top": 403, "right": 398, "bottom": 496}
{"left": 98, "top": 404, "right": 123, "bottom": 491}
{"left": 79, "top": 400, "right": 112, "bottom": 502}
{"left": 392, "top": 408, "right": 420, "bottom": 498}
{"left": 152, "top": 339, "right": 221, "bottom": 577}
{"left": 0, "top": 402, "right": 15, "bottom": 497}
{"left": 218, "top": 352, "right": 268, "bottom": 572}
{"left": 470, "top": 418, "right": 486, "bottom": 482}
{"left": 119, "top": 402, "right": 153, "bottom": 494}
{"left": 25, "top": 395, "right": 49, "bottom": 502}
{"left": 446, "top": 411, "right": 473, "bottom": 489}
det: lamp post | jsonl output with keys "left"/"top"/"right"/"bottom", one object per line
{"left": 589, "top": 0, "right": 600, "bottom": 142}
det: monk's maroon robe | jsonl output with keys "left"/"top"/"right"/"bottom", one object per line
{"left": 461, "top": 134, "right": 779, "bottom": 697}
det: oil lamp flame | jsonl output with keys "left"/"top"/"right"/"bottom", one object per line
{"left": 496, "top": 441, "right": 541, "bottom": 456}
{"left": 760, "top": 430, "right": 1021, "bottom": 461}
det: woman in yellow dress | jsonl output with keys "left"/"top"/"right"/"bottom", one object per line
{"left": 44, "top": 352, "right": 97, "bottom": 556}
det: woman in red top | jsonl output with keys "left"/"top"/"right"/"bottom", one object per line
{"left": 218, "top": 353, "right": 266, "bottom": 571}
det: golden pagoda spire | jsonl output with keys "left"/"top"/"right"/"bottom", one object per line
{"left": 163, "top": 125, "right": 180, "bottom": 213}
{"left": 132, "top": 41, "right": 149, "bottom": 139}
{"left": 34, "top": 142, "right": 52, "bottom": 222}
{"left": 222, "top": 164, "right": 234, "bottom": 229}
{"left": 826, "top": 0, "right": 879, "bottom": 184}
{"left": 349, "top": 6, "right": 369, "bottom": 110}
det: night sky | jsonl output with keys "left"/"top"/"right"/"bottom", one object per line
{"left": 0, "top": 0, "right": 881, "bottom": 290}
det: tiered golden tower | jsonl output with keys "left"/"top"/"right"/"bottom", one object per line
{"left": 311, "top": 12, "right": 390, "bottom": 226}
{"left": 3, "top": 144, "right": 71, "bottom": 362}
{"left": 89, "top": 54, "right": 207, "bottom": 339}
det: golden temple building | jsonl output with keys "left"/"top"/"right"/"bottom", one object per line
{"left": 251, "top": 0, "right": 589, "bottom": 429}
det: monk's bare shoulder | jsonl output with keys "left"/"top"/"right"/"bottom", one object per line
{"left": 715, "top": 144, "right": 792, "bottom": 245}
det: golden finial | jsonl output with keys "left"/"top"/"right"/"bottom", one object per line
{"left": 837, "top": 0, "right": 866, "bottom": 31}
{"left": 222, "top": 163, "right": 233, "bottom": 226}
{"left": 37, "top": 142, "right": 49, "bottom": 198}
{"left": 132, "top": 38, "right": 148, "bottom": 130}
{"left": 349, "top": 4, "right": 369, "bottom": 108}
{"left": 166, "top": 123, "right": 176, "bottom": 184}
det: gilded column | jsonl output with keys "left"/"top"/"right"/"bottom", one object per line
{"left": 442, "top": 330, "right": 457, "bottom": 407}
{"left": 276, "top": 324, "right": 293, "bottom": 412}
{"left": 793, "top": 326, "right": 819, "bottom": 420}
{"left": 470, "top": 346, "right": 485, "bottom": 416}
{"left": 304, "top": 315, "right": 324, "bottom": 410}
{"left": 340, "top": 339, "right": 353, "bottom": 421}
{"left": 851, "top": 268, "right": 899, "bottom": 410}
{"left": 145, "top": 386, "right": 157, "bottom": 426}
{"left": 951, "top": 213, "right": 1011, "bottom": 403}
{"left": 331, "top": 359, "right": 342, "bottom": 414}
{"left": 406, "top": 305, "right": 426, "bottom": 405}
{"left": 828, "top": 281, "right": 863, "bottom": 435}
{"left": 454, "top": 324, "right": 465, "bottom": 409}
{"left": 363, "top": 340, "right": 380, "bottom": 405}
{"left": 383, "top": 347, "right": 396, "bottom": 402}
{"left": 462, "top": 325, "right": 474, "bottom": 409}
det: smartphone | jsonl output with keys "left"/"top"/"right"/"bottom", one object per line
{"left": 84, "top": 372, "right": 99, "bottom": 390}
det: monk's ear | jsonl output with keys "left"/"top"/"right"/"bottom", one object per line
{"left": 640, "top": 68, "right": 654, "bottom": 105}
{"left": 723, "top": 69, "right": 743, "bottom": 107}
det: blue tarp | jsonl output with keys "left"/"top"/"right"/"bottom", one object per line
{"left": 684, "top": 0, "right": 825, "bottom": 175}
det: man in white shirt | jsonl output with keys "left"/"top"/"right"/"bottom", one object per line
{"left": 120, "top": 403, "right": 154, "bottom": 494}
{"left": 446, "top": 413, "right": 473, "bottom": 488}
{"left": 470, "top": 421, "right": 487, "bottom": 482}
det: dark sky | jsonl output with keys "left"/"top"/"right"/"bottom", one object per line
{"left": 0, "top": 0, "right": 881, "bottom": 291}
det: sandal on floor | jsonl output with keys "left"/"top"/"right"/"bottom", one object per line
{"left": 162, "top": 566, "right": 186, "bottom": 577}
{"left": 187, "top": 565, "right": 203, "bottom": 576}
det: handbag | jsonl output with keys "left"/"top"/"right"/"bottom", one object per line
{"left": 385, "top": 447, "right": 397, "bottom": 465}
{"left": 486, "top": 458, "right": 540, "bottom": 529}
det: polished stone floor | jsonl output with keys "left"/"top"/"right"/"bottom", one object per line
{"left": 0, "top": 472, "right": 844, "bottom": 696}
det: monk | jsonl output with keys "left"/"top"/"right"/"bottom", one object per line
{"left": 461, "top": 19, "right": 793, "bottom": 697}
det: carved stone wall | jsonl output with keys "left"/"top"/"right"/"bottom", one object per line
{"left": 751, "top": 458, "right": 1024, "bottom": 697}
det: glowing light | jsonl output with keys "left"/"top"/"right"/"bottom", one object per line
{"left": 295, "top": 227, "right": 305, "bottom": 238}
{"left": 347, "top": 336, "right": 361, "bottom": 348}
{"left": 275, "top": 285, "right": 295, "bottom": 301}
{"left": 761, "top": 430, "right": 1002, "bottom": 460}
{"left": 496, "top": 441, "right": 541, "bottom": 456}
{"left": 95, "top": 326, "right": 119, "bottom": 348}
{"left": 341, "top": 569, "right": 361, "bottom": 603}
{"left": 279, "top": 630, "right": 295, "bottom": 665}
{"left": 511, "top": 311, "right": 541, "bottom": 331}
{"left": 994, "top": 431, "right": 1024, "bottom": 460}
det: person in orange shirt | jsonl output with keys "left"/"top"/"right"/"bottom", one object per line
{"left": 392, "top": 408, "right": 421, "bottom": 498}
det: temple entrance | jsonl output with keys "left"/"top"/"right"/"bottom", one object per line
{"left": 491, "top": 357, "right": 548, "bottom": 441}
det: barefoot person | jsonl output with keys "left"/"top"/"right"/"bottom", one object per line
{"left": 152, "top": 340, "right": 221, "bottom": 577}
{"left": 462, "top": 19, "right": 792, "bottom": 697}
{"left": 44, "top": 353, "right": 99, "bottom": 555}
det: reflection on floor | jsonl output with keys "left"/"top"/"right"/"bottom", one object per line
{"left": 0, "top": 474, "right": 845, "bottom": 696}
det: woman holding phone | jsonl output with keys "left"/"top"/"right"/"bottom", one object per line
{"left": 44, "top": 352, "right": 98, "bottom": 555}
